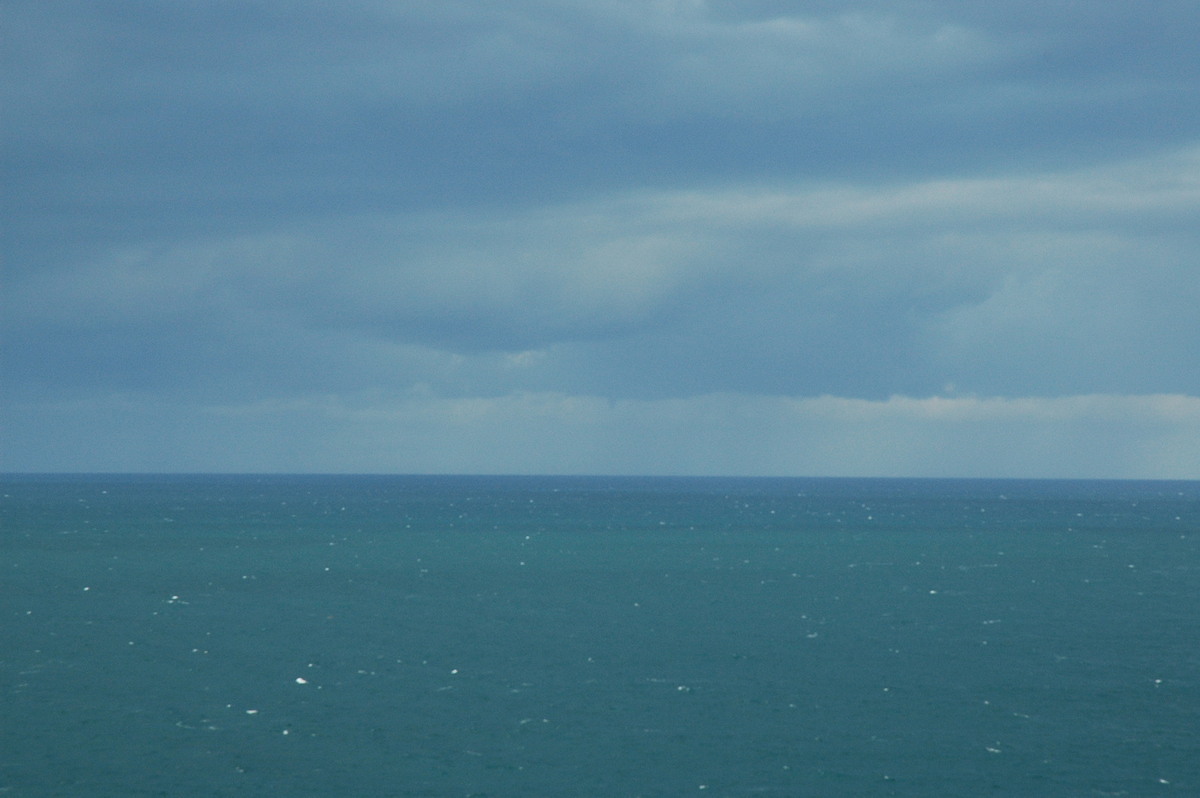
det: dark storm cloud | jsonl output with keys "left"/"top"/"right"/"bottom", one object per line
{"left": 7, "top": 0, "right": 1198, "bottom": 256}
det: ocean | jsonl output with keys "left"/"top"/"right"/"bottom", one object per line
{"left": 2, "top": 475, "right": 1198, "bottom": 797}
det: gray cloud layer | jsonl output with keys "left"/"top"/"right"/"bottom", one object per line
{"left": 4, "top": 1, "right": 1199, "bottom": 475}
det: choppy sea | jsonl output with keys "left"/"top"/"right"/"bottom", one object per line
{"left": 2, "top": 475, "right": 1198, "bottom": 797}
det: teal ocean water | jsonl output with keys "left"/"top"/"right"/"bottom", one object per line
{"left": 2, "top": 475, "right": 1198, "bottom": 797}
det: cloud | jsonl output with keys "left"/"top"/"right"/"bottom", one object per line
{"left": 5, "top": 391, "right": 1198, "bottom": 478}
{"left": 3, "top": 1, "right": 1199, "bottom": 475}
{"left": 8, "top": 144, "right": 1195, "bottom": 404}
{"left": 6, "top": 0, "right": 1198, "bottom": 254}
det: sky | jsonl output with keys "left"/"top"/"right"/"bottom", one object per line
{"left": 3, "top": 0, "right": 1199, "bottom": 478}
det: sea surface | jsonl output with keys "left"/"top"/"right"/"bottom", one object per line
{"left": 2, "top": 475, "right": 1198, "bottom": 797}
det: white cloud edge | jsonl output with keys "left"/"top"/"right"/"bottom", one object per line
{"left": 201, "top": 390, "right": 1200, "bottom": 424}
{"left": 210, "top": 390, "right": 1200, "bottom": 479}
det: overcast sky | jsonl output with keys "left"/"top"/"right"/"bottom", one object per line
{"left": 3, "top": 0, "right": 1199, "bottom": 477}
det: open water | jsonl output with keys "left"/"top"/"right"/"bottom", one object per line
{"left": 2, "top": 475, "right": 1198, "bottom": 797}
